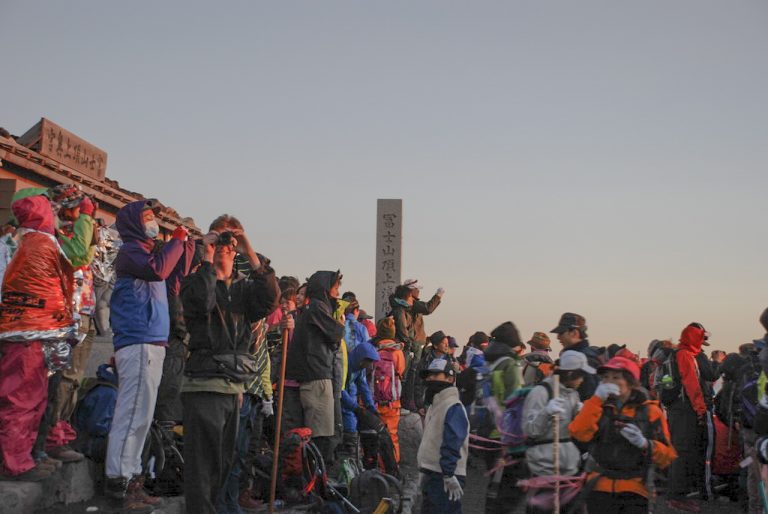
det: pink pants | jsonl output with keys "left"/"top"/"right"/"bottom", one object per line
{"left": 0, "top": 341, "right": 49, "bottom": 475}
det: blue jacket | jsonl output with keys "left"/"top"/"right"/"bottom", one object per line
{"left": 344, "top": 314, "right": 371, "bottom": 352}
{"left": 110, "top": 201, "right": 185, "bottom": 350}
{"left": 341, "top": 341, "right": 379, "bottom": 431}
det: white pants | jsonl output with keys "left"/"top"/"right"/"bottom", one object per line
{"left": 106, "top": 344, "right": 165, "bottom": 479}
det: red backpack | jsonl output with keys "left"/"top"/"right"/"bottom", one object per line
{"left": 374, "top": 350, "right": 401, "bottom": 404}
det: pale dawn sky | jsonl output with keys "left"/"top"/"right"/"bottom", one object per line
{"left": 2, "top": 1, "right": 767, "bottom": 355}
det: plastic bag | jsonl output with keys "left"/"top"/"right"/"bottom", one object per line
{"left": 0, "top": 231, "right": 76, "bottom": 341}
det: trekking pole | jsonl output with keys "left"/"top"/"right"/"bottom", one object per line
{"left": 553, "top": 374, "right": 560, "bottom": 514}
{"left": 269, "top": 310, "right": 290, "bottom": 514}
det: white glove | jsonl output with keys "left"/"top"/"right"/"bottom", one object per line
{"left": 261, "top": 399, "right": 274, "bottom": 417}
{"left": 436, "top": 288, "right": 445, "bottom": 297}
{"left": 619, "top": 423, "right": 648, "bottom": 449}
{"left": 544, "top": 397, "right": 567, "bottom": 416}
{"left": 576, "top": 401, "right": 584, "bottom": 413}
{"left": 594, "top": 383, "right": 621, "bottom": 401}
{"left": 443, "top": 475, "right": 463, "bottom": 502}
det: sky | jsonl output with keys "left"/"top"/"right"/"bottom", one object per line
{"left": 2, "top": 1, "right": 768, "bottom": 355}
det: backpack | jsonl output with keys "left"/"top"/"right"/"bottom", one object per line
{"left": 279, "top": 427, "right": 330, "bottom": 501}
{"left": 740, "top": 371, "right": 763, "bottom": 429}
{"left": 522, "top": 354, "right": 554, "bottom": 386}
{"left": 499, "top": 382, "right": 553, "bottom": 451}
{"left": 349, "top": 469, "right": 403, "bottom": 514}
{"left": 72, "top": 365, "right": 118, "bottom": 462}
{"left": 590, "top": 403, "right": 656, "bottom": 479}
{"left": 356, "top": 408, "right": 400, "bottom": 479}
{"left": 653, "top": 348, "right": 683, "bottom": 407}
{"left": 373, "top": 350, "right": 401, "bottom": 404}
{"left": 465, "top": 362, "right": 494, "bottom": 435}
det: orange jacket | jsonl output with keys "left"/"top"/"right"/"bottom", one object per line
{"left": 569, "top": 392, "right": 677, "bottom": 498}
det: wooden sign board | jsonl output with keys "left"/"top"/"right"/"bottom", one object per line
{"left": 17, "top": 118, "right": 107, "bottom": 181}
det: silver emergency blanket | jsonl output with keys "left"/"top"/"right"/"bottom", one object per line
{"left": 92, "top": 226, "right": 121, "bottom": 284}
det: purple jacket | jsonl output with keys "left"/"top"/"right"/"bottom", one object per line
{"left": 110, "top": 200, "right": 187, "bottom": 350}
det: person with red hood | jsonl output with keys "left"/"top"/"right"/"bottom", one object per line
{"left": 104, "top": 199, "right": 189, "bottom": 511}
{"left": 666, "top": 322, "right": 713, "bottom": 513}
{"left": 0, "top": 195, "right": 75, "bottom": 481}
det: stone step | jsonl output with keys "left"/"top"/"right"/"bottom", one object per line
{"left": 0, "top": 460, "right": 97, "bottom": 514}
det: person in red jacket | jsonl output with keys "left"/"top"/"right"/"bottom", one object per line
{"left": 666, "top": 322, "right": 713, "bottom": 513}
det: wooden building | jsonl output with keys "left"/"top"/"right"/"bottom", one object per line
{"left": 0, "top": 118, "right": 199, "bottom": 235}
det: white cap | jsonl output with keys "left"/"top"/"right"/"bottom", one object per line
{"left": 403, "top": 279, "right": 423, "bottom": 290}
{"left": 559, "top": 350, "right": 596, "bottom": 374}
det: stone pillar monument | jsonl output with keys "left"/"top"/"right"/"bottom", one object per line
{"left": 375, "top": 199, "right": 403, "bottom": 321}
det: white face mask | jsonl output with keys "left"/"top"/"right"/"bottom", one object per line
{"left": 144, "top": 220, "right": 160, "bottom": 239}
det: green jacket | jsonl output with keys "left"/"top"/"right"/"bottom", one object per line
{"left": 11, "top": 188, "right": 95, "bottom": 266}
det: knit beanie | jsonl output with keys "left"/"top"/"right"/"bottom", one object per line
{"left": 490, "top": 321, "right": 523, "bottom": 347}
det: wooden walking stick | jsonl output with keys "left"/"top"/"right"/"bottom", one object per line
{"left": 553, "top": 374, "right": 560, "bottom": 514}
{"left": 269, "top": 310, "right": 290, "bottom": 514}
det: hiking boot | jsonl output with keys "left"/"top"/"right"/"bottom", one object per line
{"left": 666, "top": 499, "right": 702, "bottom": 513}
{"left": 0, "top": 463, "right": 53, "bottom": 482}
{"left": 238, "top": 489, "right": 262, "bottom": 510}
{"left": 105, "top": 476, "right": 128, "bottom": 500}
{"left": 127, "top": 475, "right": 163, "bottom": 506}
{"left": 47, "top": 445, "right": 84, "bottom": 463}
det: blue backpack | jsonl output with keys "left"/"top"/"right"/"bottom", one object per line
{"left": 73, "top": 363, "right": 118, "bottom": 461}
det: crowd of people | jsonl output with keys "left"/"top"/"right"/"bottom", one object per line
{"left": 2, "top": 188, "right": 768, "bottom": 514}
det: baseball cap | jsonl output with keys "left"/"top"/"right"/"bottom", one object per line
{"left": 448, "top": 336, "right": 459, "bottom": 349}
{"left": 551, "top": 313, "right": 587, "bottom": 335}
{"left": 558, "top": 350, "right": 596, "bottom": 374}
{"left": 597, "top": 356, "right": 641, "bottom": 382}
{"left": 429, "top": 330, "right": 447, "bottom": 345}
{"left": 420, "top": 358, "right": 456, "bottom": 379}
{"left": 358, "top": 310, "right": 373, "bottom": 320}
{"left": 403, "top": 279, "right": 423, "bottom": 290}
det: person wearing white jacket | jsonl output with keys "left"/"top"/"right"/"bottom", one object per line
{"left": 522, "top": 350, "right": 596, "bottom": 477}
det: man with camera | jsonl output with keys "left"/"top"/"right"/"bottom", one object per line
{"left": 180, "top": 221, "right": 279, "bottom": 514}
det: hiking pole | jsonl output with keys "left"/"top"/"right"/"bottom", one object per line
{"left": 553, "top": 373, "right": 560, "bottom": 514}
{"left": 269, "top": 310, "right": 290, "bottom": 514}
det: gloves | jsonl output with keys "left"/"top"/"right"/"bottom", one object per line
{"left": 443, "top": 475, "right": 463, "bottom": 502}
{"left": 544, "top": 397, "right": 568, "bottom": 416}
{"left": 594, "top": 383, "right": 621, "bottom": 401}
{"left": 619, "top": 423, "right": 648, "bottom": 449}
{"left": 576, "top": 401, "right": 584, "bottom": 413}
{"left": 261, "top": 399, "right": 274, "bottom": 417}
{"left": 172, "top": 225, "right": 189, "bottom": 241}
{"left": 79, "top": 196, "right": 96, "bottom": 216}
{"left": 436, "top": 287, "right": 445, "bottom": 297}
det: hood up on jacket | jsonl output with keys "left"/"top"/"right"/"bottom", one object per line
{"left": 116, "top": 200, "right": 154, "bottom": 245}
{"left": 306, "top": 270, "right": 342, "bottom": 310}
{"left": 12, "top": 195, "right": 56, "bottom": 235}
{"left": 679, "top": 324, "right": 706, "bottom": 354}
{"left": 484, "top": 339, "right": 515, "bottom": 363}
{"left": 348, "top": 341, "right": 380, "bottom": 372}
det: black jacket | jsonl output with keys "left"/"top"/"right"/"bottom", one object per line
{"left": 285, "top": 271, "right": 345, "bottom": 383}
{"left": 182, "top": 261, "right": 279, "bottom": 381}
